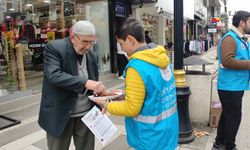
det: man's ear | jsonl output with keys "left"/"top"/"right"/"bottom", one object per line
{"left": 69, "top": 32, "right": 75, "bottom": 39}
{"left": 126, "top": 35, "right": 136, "bottom": 45}
{"left": 240, "top": 20, "right": 246, "bottom": 27}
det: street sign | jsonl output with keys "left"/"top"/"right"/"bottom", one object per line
{"left": 208, "top": 28, "right": 217, "bottom": 33}
{"left": 207, "top": 22, "right": 217, "bottom": 28}
{"left": 115, "top": 2, "right": 126, "bottom": 17}
{"left": 207, "top": 22, "right": 217, "bottom": 33}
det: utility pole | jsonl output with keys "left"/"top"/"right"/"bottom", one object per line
{"left": 174, "top": 0, "right": 194, "bottom": 144}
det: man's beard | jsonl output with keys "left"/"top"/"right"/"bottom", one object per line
{"left": 77, "top": 50, "right": 88, "bottom": 55}
{"left": 76, "top": 47, "right": 89, "bottom": 55}
{"left": 244, "top": 27, "right": 250, "bottom": 34}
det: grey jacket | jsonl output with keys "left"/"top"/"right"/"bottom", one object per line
{"left": 38, "top": 37, "right": 99, "bottom": 137}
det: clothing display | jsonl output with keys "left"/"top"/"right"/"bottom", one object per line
{"left": 183, "top": 40, "right": 207, "bottom": 57}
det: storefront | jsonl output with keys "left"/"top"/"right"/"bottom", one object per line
{"left": 0, "top": 0, "right": 114, "bottom": 97}
{"left": 154, "top": 0, "right": 195, "bottom": 45}
{"left": 183, "top": 0, "right": 194, "bottom": 41}
{"left": 165, "top": 18, "right": 173, "bottom": 44}
{"left": 193, "top": 1, "right": 207, "bottom": 40}
{"left": 131, "top": 3, "right": 166, "bottom": 46}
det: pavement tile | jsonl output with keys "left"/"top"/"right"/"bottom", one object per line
{"left": 21, "top": 145, "right": 42, "bottom": 150}
{"left": 0, "top": 121, "right": 40, "bottom": 146}
{"left": 102, "top": 134, "right": 129, "bottom": 150}
{"left": 238, "top": 141, "right": 248, "bottom": 148}
{"left": 238, "top": 146, "right": 249, "bottom": 150}
{"left": 186, "top": 144, "right": 202, "bottom": 150}
{"left": 1, "top": 130, "right": 45, "bottom": 150}
{"left": 179, "top": 144, "right": 189, "bottom": 148}
{"left": 1, "top": 47, "right": 250, "bottom": 150}
{"left": 178, "top": 148, "right": 192, "bottom": 150}
{"left": 33, "top": 138, "right": 48, "bottom": 150}
{"left": 33, "top": 137, "right": 80, "bottom": 150}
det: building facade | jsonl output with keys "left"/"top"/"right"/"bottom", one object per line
{"left": 0, "top": 0, "right": 131, "bottom": 98}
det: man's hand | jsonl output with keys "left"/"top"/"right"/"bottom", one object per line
{"left": 94, "top": 99, "right": 109, "bottom": 114}
{"left": 85, "top": 80, "right": 105, "bottom": 95}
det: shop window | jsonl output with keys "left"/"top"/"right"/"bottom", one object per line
{"left": 0, "top": 0, "right": 110, "bottom": 96}
{"left": 141, "top": 13, "right": 159, "bottom": 43}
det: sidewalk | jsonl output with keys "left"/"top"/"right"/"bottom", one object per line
{"left": 183, "top": 46, "right": 218, "bottom": 73}
{"left": 0, "top": 77, "right": 127, "bottom": 150}
{"left": 1, "top": 47, "right": 250, "bottom": 150}
{"left": 178, "top": 47, "right": 250, "bottom": 150}
{"left": 99, "top": 47, "right": 249, "bottom": 150}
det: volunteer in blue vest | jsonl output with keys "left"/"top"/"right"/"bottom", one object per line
{"left": 212, "top": 10, "right": 250, "bottom": 150}
{"left": 93, "top": 18, "right": 179, "bottom": 150}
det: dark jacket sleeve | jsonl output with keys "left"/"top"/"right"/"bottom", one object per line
{"left": 43, "top": 41, "right": 86, "bottom": 92}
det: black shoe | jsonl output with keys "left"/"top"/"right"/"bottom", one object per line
{"left": 212, "top": 142, "right": 226, "bottom": 150}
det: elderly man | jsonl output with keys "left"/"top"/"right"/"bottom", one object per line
{"left": 38, "top": 20, "right": 105, "bottom": 150}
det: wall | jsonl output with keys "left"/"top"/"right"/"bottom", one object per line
{"left": 132, "top": 5, "right": 165, "bottom": 45}
{"left": 156, "top": 0, "right": 194, "bottom": 20}
{"left": 186, "top": 74, "right": 218, "bottom": 123}
{"left": 184, "top": 0, "right": 194, "bottom": 20}
{"left": 87, "top": 1, "right": 111, "bottom": 72}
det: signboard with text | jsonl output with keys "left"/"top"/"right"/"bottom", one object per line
{"left": 208, "top": 28, "right": 217, "bottom": 33}
{"left": 115, "top": 2, "right": 126, "bottom": 17}
{"left": 207, "top": 22, "right": 217, "bottom": 33}
{"left": 28, "top": 43, "right": 46, "bottom": 49}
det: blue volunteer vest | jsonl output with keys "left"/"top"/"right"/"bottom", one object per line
{"left": 124, "top": 59, "right": 179, "bottom": 150}
{"left": 217, "top": 30, "right": 250, "bottom": 91}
